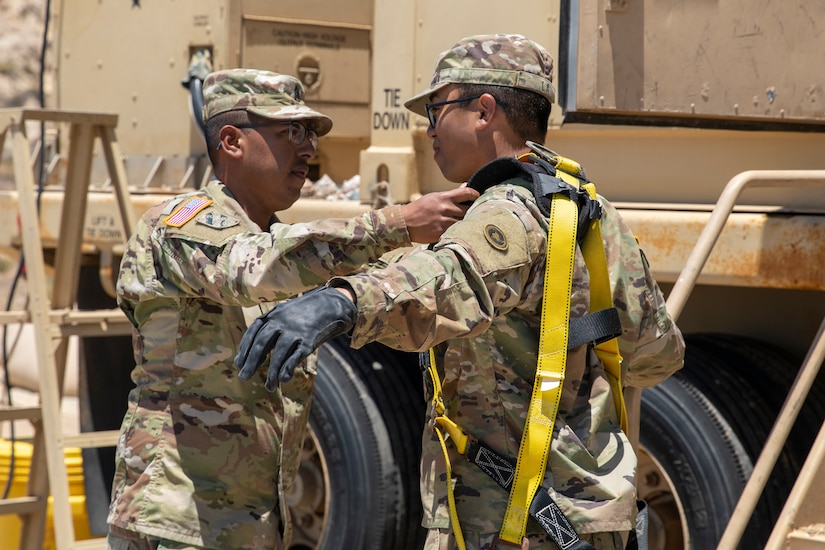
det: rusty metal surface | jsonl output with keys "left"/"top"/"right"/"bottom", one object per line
{"left": 785, "top": 527, "right": 825, "bottom": 550}
{"left": 619, "top": 208, "right": 825, "bottom": 290}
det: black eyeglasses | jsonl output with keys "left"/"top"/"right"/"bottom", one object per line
{"left": 233, "top": 120, "right": 318, "bottom": 149}
{"left": 424, "top": 94, "right": 509, "bottom": 128}
{"left": 424, "top": 95, "right": 482, "bottom": 128}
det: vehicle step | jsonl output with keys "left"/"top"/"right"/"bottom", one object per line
{"left": 787, "top": 525, "right": 825, "bottom": 550}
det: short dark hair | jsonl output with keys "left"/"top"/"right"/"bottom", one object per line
{"left": 204, "top": 110, "right": 255, "bottom": 161}
{"left": 456, "top": 84, "right": 551, "bottom": 143}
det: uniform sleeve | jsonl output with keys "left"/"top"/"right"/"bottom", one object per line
{"left": 619, "top": 246, "right": 685, "bottom": 388}
{"left": 117, "top": 204, "right": 411, "bottom": 307}
{"left": 334, "top": 196, "right": 543, "bottom": 352}
{"left": 602, "top": 201, "right": 685, "bottom": 388}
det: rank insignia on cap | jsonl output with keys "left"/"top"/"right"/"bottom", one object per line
{"left": 164, "top": 197, "right": 213, "bottom": 227}
{"left": 196, "top": 211, "right": 240, "bottom": 229}
{"left": 484, "top": 224, "right": 508, "bottom": 251}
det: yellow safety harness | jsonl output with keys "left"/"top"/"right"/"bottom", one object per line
{"left": 425, "top": 146, "right": 626, "bottom": 549}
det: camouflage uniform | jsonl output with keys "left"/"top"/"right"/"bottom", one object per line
{"left": 107, "top": 70, "right": 413, "bottom": 549}
{"left": 329, "top": 35, "right": 685, "bottom": 549}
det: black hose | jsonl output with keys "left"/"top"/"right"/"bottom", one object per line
{"left": 188, "top": 77, "right": 207, "bottom": 145}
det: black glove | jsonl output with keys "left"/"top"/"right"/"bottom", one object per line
{"left": 235, "top": 286, "right": 357, "bottom": 390}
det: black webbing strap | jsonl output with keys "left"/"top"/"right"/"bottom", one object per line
{"left": 568, "top": 308, "right": 622, "bottom": 350}
{"left": 465, "top": 156, "right": 603, "bottom": 247}
{"left": 465, "top": 439, "right": 596, "bottom": 550}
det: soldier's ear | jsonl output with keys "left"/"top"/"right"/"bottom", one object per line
{"left": 477, "top": 94, "right": 499, "bottom": 121}
{"left": 218, "top": 125, "right": 244, "bottom": 157}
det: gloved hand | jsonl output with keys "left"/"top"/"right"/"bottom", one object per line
{"left": 235, "top": 286, "right": 357, "bottom": 390}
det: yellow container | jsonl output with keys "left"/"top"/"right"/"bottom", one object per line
{"left": 0, "top": 438, "right": 96, "bottom": 549}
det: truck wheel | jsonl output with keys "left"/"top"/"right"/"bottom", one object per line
{"left": 288, "top": 339, "right": 425, "bottom": 550}
{"left": 639, "top": 373, "right": 754, "bottom": 550}
{"left": 639, "top": 333, "right": 825, "bottom": 550}
{"left": 681, "top": 333, "right": 825, "bottom": 484}
{"left": 326, "top": 339, "right": 428, "bottom": 549}
{"left": 678, "top": 334, "right": 825, "bottom": 544}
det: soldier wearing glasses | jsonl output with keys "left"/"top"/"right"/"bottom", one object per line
{"left": 106, "top": 68, "right": 477, "bottom": 550}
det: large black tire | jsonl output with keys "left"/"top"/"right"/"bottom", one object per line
{"left": 639, "top": 333, "right": 825, "bottom": 550}
{"left": 288, "top": 342, "right": 399, "bottom": 549}
{"left": 326, "top": 338, "right": 427, "bottom": 549}
{"left": 640, "top": 373, "right": 754, "bottom": 549}
{"left": 291, "top": 338, "right": 425, "bottom": 550}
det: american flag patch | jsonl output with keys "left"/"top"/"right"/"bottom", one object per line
{"left": 164, "top": 197, "right": 213, "bottom": 227}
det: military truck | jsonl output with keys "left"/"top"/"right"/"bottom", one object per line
{"left": 1, "top": 1, "right": 825, "bottom": 549}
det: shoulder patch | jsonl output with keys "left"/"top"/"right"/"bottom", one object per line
{"left": 196, "top": 210, "right": 240, "bottom": 230}
{"left": 484, "top": 224, "right": 508, "bottom": 251}
{"left": 442, "top": 206, "right": 531, "bottom": 275}
{"left": 164, "top": 196, "right": 213, "bottom": 227}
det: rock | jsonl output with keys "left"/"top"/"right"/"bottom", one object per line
{"left": 0, "top": 0, "right": 44, "bottom": 109}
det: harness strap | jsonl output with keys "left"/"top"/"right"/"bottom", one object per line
{"left": 467, "top": 438, "right": 595, "bottom": 550}
{"left": 423, "top": 352, "right": 594, "bottom": 550}
{"left": 425, "top": 348, "right": 469, "bottom": 550}
{"left": 568, "top": 309, "right": 622, "bottom": 350}
{"left": 499, "top": 188, "right": 578, "bottom": 544}
{"left": 424, "top": 150, "right": 627, "bottom": 547}
{"left": 581, "top": 182, "right": 628, "bottom": 432}
{"left": 435, "top": 423, "right": 467, "bottom": 550}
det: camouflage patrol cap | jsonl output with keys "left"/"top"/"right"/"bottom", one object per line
{"left": 404, "top": 34, "right": 556, "bottom": 118}
{"left": 202, "top": 68, "right": 333, "bottom": 136}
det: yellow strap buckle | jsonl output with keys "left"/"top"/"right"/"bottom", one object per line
{"left": 434, "top": 414, "right": 470, "bottom": 455}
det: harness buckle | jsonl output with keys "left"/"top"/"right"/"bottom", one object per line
{"left": 434, "top": 414, "right": 471, "bottom": 455}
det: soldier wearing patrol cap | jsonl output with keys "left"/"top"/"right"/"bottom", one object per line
{"left": 105, "top": 68, "right": 477, "bottom": 549}
{"left": 235, "top": 35, "right": 685, "bottom": 550}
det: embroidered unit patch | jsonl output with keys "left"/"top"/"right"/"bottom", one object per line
{"left": 197, "top": 211, "right": 240, "bottom": 229}
{"left": 484, "top": 224, "right": 508, "bottom": 251}
{"left": 164, "top": 197, "right": 213, "bottom": 227}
